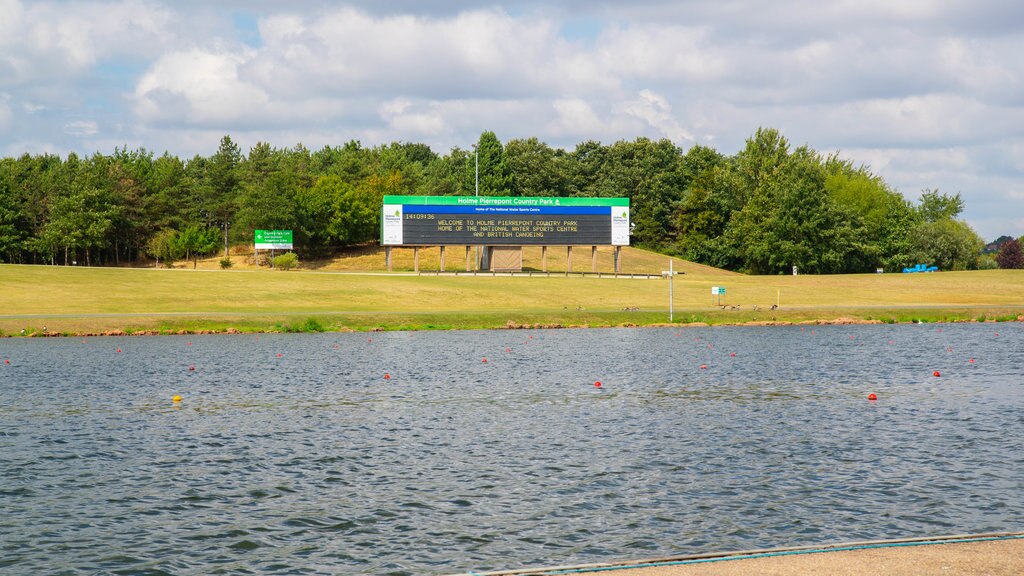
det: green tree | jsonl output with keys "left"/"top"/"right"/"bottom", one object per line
{"left": 295, "top": 175, "right": 347, "bottom": 255}
{"left": 40, "top": 186, "right": 118, "bottom": 266}
{"left": 910, "top": 219, "right": 984, "bottom": 270}
{"left": 726, "top": 148, "right": 866, "bottom": 274}
{"left": 0, "top": 170, "right": 26, "bottom": 262}
{"left": 145, "top": 228, "right": 179, "bottom": 267}
{"left": 672, "top": 164, "right": 743, "bottom": 267}
{"left": 506, "top": 137, "right": 568, "bottom": 197}
{"left": 917, "top": 189, "right": 964, "bottom": 222}
{"left": 207, "top": 135, "right": 242, "bottom": 257}
{"left": 735, "top": 127, "right": 791, "bottom": 201}
{"left": 173, "top": 224, "right": 220, "bottom": 269}
{"left": 590, "top": 138, "right": 684, "bottom": 248}
{"left": 469, "top": 131, "right": 512, "bottom": 196}
{"left": 420, "top": 148, "right": 470, "bottom": 196}
{"left": 235, "top": 172, "right": 296, "bottom": 241}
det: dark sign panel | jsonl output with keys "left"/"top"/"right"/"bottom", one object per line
{"left": 382, "top": 196, "right": 630, "bottom": 246}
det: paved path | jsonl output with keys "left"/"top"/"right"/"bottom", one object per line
{"left": 455, "top": 534, "right": 1024, "bottom": 576}
{"left": 586, "top": 538, "right": 1024, "bottom": 576}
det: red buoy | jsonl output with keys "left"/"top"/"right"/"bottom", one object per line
{"left": 969, "top": 358, "right": 975, "bottom": 363}
{"left": 188, "top": 365, "right": 195, "bottom": 371}
{"left": 506, "top": 347, "right": 511, "bottom": 353}
{"left": 594, "top": 381, "right": 602, "bottom": 388}
{"left": 384, "top": 373, "right": 391, "bottom": 380}
{"left": 276, "top": 353, "right": 282, "bottom": 358}
{"left": 700, "top": 364, "right": 708, "bottom": 370}
{"left": 868, "top": 393, "right": 877, "bottom": 401}
{"left": 933, "top": 370, "right": 941, "bottom": 377}
{"left": 482, "top": 357, "right": 488, "bottom": 363}
{"left": 730, "top": 352, "right": 736, "bottom": 357}
{"left": 116, "top": 348, "right": 122, "bottom": 353}
{"left": 187, "top": 342, "right": 192, "bottom": 346}
{"left": 3, "top": 359, "right": 9, "bottom": 364}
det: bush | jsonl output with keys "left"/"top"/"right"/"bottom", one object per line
{"left": 301, "top": 318, "right": 325, "bottom": 332}
{"left": 996, "top": 238, "right": 1023, "bottom": 269}
{"left": 219, "top": 257, "right": 233, "bottom": 269}
{"left": 272, "top": 252, "right": 299, "bottom": 270}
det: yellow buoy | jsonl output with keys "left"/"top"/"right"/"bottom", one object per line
{"left": 172, "top": 395, "right": 182, "bottom": 403}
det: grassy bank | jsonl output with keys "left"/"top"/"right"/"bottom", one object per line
{"left": 3, "top": 249, "right": 1023, "bottom": 335}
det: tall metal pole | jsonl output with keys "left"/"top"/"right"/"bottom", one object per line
{"left": 474, "top": 145, "right": 480, "bottom": 270}
{"left": 669, "top": 259, "right": 674, "bottom": 323}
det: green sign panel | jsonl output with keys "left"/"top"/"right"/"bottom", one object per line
{"left": 255, "top": 229, "right": 293, "bottom": 249}
{"left": 384, "top": 195, "right": 629, "bottom": 207}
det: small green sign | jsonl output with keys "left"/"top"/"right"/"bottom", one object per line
{"left": 255, "top": 229, "right": 293, "bottom": 249}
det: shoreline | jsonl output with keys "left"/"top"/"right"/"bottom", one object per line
{"left": 6, "top": 313, "right": 1023, "bottom": 338}
{"left": 451, "top": 533, "right": 1024, "bottom": 576}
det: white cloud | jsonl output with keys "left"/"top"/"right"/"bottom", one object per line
{"left": 0, "top": 93, "right": 11, "bottom": 129}
{"left": 552, "top": 98, "right": 604, "bottom": 137}
{"left": 63, "top": 120, "right": 99, "bottom": 136}
{"left": 378, "top": 98, "right": 445, "bottom": 136}
{"left": 619, "top": 90, "right": 694, "bottom": 144}
{"left": 134, "top": 49, "right": 271, "bottom": 126}
{"left": 0, "top": 0, "right": 1022, "bottom": 238}
{"left": 0, "top": 0, "right": 174, "bottom": 86}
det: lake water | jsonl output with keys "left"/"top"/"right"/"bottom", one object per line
{"left": 2, "top": 324, "right": 1022, "bottom": 575}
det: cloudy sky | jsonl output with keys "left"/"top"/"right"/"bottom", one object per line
{"left": 2, "top": 0, "right": 1022, "bottom": 239}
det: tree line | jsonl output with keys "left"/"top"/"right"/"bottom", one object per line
{"left": 0, "top": 128, "right": 1008, "bottom": 273}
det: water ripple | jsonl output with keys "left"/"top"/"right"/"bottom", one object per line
{"left": 1, "top": 324, "right": 1022, "bottom": 574}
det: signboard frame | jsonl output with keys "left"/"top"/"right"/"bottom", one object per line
{"left": 381, "top": 195, "right": 630, "bottom": 247}
{"left": 255, "top": 229, "right": 293, "bottom": 250}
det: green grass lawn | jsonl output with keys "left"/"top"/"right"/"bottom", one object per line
{"left": 3, "top": 251, "right": 1023, "bottom": 335}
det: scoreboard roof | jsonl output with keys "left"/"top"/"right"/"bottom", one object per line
{"left": 383, "top": 195, "right": 629, "bottom": 207}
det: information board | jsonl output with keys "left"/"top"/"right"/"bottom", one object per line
{"left": 381, "top": 196, "right": 630, "bottom": 246}
{"left": 255, "top": 229, "right": 293, "bottom": 250}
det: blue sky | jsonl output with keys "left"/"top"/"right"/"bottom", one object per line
{"left": 1, "top": 0, "right": 1022, "bottom": 239}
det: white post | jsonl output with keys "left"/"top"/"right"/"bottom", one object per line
{"left": 669, "top": 259, "right": 674, "bottom": 323}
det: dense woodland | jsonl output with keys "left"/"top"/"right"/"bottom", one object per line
{"left": 0, "top": 128, "right": 1011, "bottom": 273}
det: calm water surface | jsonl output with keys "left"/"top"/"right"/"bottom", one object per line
{"left": 2, "top": 324, "right": 1022, "bottom": 575}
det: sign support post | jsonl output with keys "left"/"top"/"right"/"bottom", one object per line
{"left": 669, "top": 259, "right": 674, "bottom": 323}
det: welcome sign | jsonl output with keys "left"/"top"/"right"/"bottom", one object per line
{"left": 381, "top": 196, "right": 630, "bottom": 246}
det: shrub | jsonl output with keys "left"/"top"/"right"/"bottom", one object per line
{"left": 219, "top": 257, "right": 233, "bottom": 269}
{"left": 996, "top": 238, "right": 1023, "bottom": 269}
{"left": 301, "top": 318, "right": 325, "bottom": 332}
{"left": 272, "top": 252, "right": 299, "bottom": 270}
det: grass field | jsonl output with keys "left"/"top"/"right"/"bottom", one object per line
{"left": 3, "top": 246, "right": 1023, "bottom": 335}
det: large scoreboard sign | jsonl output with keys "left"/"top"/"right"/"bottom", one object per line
{"left": 381, "top": 196, "right": 630, "bottom": 246}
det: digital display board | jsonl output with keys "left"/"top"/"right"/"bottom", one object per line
{"left": 381, "top": 196, "right": 630, "bottom": 246}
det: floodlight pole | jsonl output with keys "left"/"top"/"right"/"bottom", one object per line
{"left": 474, "top": 144, "right": 480, "bottom": 270}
